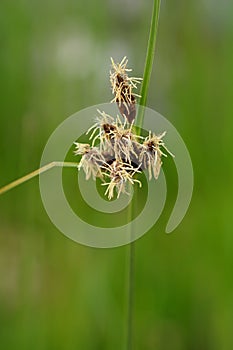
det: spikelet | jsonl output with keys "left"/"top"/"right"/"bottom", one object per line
{"left": 101, "top": 160, "right": 142, "bottom": 200}
{"left": 110, "top": 56, "right": 142, "bottom": 123}
{"left": 139, "top": 131, "right": 174, "bottom": 179}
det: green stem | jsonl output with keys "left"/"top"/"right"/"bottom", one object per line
{"left": 0, "top": 162, "right": 78, "bottom": 196}
{"left": 127, "top": 1, "right": 161, "bottom": 349}
{"left": 126, "top": 240, "right": 135, "bottom": 350}
{"left": 137, "top": 0, "right": 161, "bottom": 131}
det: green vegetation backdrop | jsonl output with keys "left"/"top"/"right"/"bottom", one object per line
{"left": 0, "top": 0, "right": 233, "bottom": 349}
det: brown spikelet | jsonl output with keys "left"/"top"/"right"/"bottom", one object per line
{"left": 117, "top": 95, "right": 137, "bottom": 124}
{"left": 110, "top": 57, "right": 142, "bottom": 123}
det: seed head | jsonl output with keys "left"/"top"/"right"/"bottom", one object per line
{"left": 73, "top": 58, "right": 174, "bottom": 200}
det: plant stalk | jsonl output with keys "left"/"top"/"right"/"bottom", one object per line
{"left": 137, "top": 0, "right": 161, "bottom": 131}
{"left": 0, "top": 162, "right": 78, "bottom": 196}
{"left": 127, "top": 1, "right": 161, "bottom": 349}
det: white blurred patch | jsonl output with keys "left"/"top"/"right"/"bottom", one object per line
{"left": 31, "top": 25, "right": 138, "bottom": 98}
{"left": 201, "top": 0, "right": 232, "bottom": 30}
{"left": 53, "top": 29, "right": 134, "bottom": 85}
{"left": 108, "top": 0, "right": 144, "bottom": 17}
{"left": 105, "top": 39, "right": 133, "bottom": 66}
{"left": 55, "top": 30, "right": 95, "bottom": 79}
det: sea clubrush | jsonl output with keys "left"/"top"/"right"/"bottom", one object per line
{"left": 74, "top": 57, "right": 174, "bottom": 200}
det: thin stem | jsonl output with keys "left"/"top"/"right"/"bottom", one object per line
{"left": 126, "top": 185, "right": 135, "bottom": 349}
{"left": 127, "top": 1, "right": 161, "bottom": 349}
{"left": 126, "top": 240, "right": 135, "bottom": 350}
{"left": 137, "top": 0, "right": 161, "bottom": 130}
{"left": 0, "top": 162, "right": 78, "bottom": 196}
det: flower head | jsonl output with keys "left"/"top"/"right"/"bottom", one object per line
{"left": 73, "top": 58, "right": 174, "bottom": 200}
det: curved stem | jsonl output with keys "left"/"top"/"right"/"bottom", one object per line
{"left": 0, "top": 162, "right": 78, "bottom": 196}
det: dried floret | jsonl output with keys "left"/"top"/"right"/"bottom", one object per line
{"left": 139, "top": 131, "right": 174, "bottom": 179}
{"left": 74, "top": 143, "right": 106, "bottom": 180}
{"left": 110, "top": 56, "right": 142, "bottom": 123}
{"left": 101, "top": 160, "right": 142, "bottom": 200}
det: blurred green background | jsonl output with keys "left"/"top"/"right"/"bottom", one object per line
{"left": 1, "top": 0, "right": 233, "bottom": 349}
